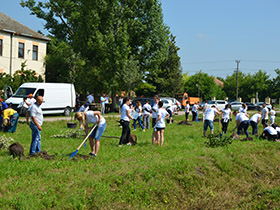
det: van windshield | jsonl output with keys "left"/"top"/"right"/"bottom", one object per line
{"left": 13, "top": 88, "right": 36, "bottom": 98}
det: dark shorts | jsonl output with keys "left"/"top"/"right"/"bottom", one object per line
{"left": 262, "top": 119, "right": 268, "bottom": 125}
{"left": 155, "top": 127, "right": 165, "bottom": 131}
{"left": 152, "top": 118, "right": 157, "bottom": 127}
{"left": 167, "top": 109, "right": 173, "bottom": 117}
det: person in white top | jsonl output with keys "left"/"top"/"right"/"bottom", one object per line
{"left": 29, "top": 96, "right": 44, "bottom": 155}
{"left": 133, "top": 101, "right": 145, "bottom": 131}
{"left": 221, "top": 104, "right": 232, "bottom": 134}
{"left": 234, "top": 111, "right": 250, "bottom": 138}
{"left": 239, "top": 103, "right": 247, "bottom": 114}
{"left": 143, "top": 100, "right": 152, "bottom": 129}
{"left": 119, "top": 97, "right": 133, "bottom": 146}
{"left": 152, "top": 95, "right": 160, "bottom": 145}
{"left": 25, "top": 94, "right": 36, "bottom": 124}
{"left": 203, "top": 105, "right": 220, "bottom": 137}
{"left": 184, "top": 101, "right": 190, "bottom": 121}
{"left": 270, "top": 106, "right": 276, "bottom": 125}
{"left": 202, "top": 101, "right": 209, "bottom": 122}
{"left": 272, "top": 124, "right": 280, "bottom": 139}
{"left": 261, "top": 123, "right": 278, "bottom": 141}
{"left": 17, "top": 97, "right": 29, "bottom": 116}
{"left": 261, "top": 103, "right": 269, "bottom": 128}
{"left": 167, "top": 104, "right": 177, "bottom": 124}
{"left": 78, "top": 103, "right": 89, "bottom": 113}
{"left": 249, "top": 111, "right": 262, "bottom": 135}
{"left": 192, "top": 102, "right": 199, "bottom": 122}
{"left": 87, "top": 93, "right": 94, "bottom": 104}
{"left": 75, "top": 110, "right": 106, "bottom": 157}
{"left": 155, "top": 101, "right": 169, "bottom": 146}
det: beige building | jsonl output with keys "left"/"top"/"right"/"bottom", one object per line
{"left": 0, "top": 12, "right": 50, "bottom": 79}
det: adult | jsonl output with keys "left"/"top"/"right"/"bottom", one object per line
{"left": 154, "top": 101, "right": 169, "bottom": 146}
{"left": 184, "top": 101, "right": 190, "bottom": 122}
{"left": 249, "top": 111, "right": 262, "bottom": 135}
{"left": 2, "top": 105, "right": 19, "bottom": 133}
{"left": 152, "top": 95, "right": 160, "bottom": 145}
{"left": 203, "top": 105, "right": 219, "bottom": 137}
{"left": 78, "top": 102, "right": 89, "bottom": 113}
{"left": 272, "top": 124, "right": 280, "bottom": 139}
{"left": 133, "top": 101, "right": 145, "bottom": 132}
{"left": 167, "top": 104, "right": 177, "bottom": 124}
{"left": 234, "top": 111, "right": 250, "bottom": 138}
{"left": 143, "top": 100, "right": 152, "bottom": 129}
{"left": 221, "top": 104, "right": 232, "bottom": 134}
{"left": 270, "top": 106, "right": 276, "bottom": 125}
{"left": 87, "top": 93, "right": 94, "bottom": 104}
{"left": 0, "top": 99, "right": 8, "bottom": 126}
{"left": 261, "top": 124, "right": 278, "bottom": 141}
{"left": 100, "top": 93, "right": 106, "bottom": 114}
{"left": 29, "top": 96, "right": 44, "bottom": 155}
{"left": 105, "top": 95, "right": 110, "bottom": 113}
{"left": 25, "top": 94, "right": 36, "bottom": 124}
{"left": 239, "top": 103, "right": 247, "bottom": 114}
{"left": 202, "top": 100, "right": 209, "bottom": 122}
{"left": 17, "top": 97, "right": 28, "bottom": 116}
{"left": 192, "top": 102, "right": 198, "bottom": 122}
{"left": 261, "top": 103, "right": 269, "bottom": 128}
{"left": 75, "top": 111, "right": 106, "bottom": 157}
{"left": 119, "top": 97, "right": 133, "bottom": 147}
{"left": 118, "top": 96, "right": 123, "bottom": 114}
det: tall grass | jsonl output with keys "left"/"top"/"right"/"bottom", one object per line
{"left": 0, "top": 114, "right": 279, "bottom": 209}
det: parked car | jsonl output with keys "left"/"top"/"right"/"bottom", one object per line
{"left": 244, "top": 102, "right": 257, "bottom": 110}
{"left": 230, "top": 102, "right": 243, "bottom": 111}
{"left": 160, "top": 98, "right": 173, "bottom": 109}
{"left": 255, "top": 102, "right": 272, "bottom": 111}
{"left": 206, "top": 100, "right": 227, "bottom": 110}
{"left": 175, "top": 99, "right": 182, "bottom": 110}
{"left": 132, "top": 97, "right": 155, "bottom": 107}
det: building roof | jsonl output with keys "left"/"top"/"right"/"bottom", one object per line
{"left": 214, "top": 77, "right": 224, "bottom": 87}
{"left": 0, "top": 11, "right": 50, "bottom": 41}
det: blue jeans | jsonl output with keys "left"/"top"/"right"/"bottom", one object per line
{"left": 133, "top": 116, "right": 144, "bottom": 130}
{"left": 250, "top": 121, "right": 258, "bottom": 135}
{"left": 29, "top": 122, "right": 41, "bottom": 155}
{"left": 8, "top": 113, "right": 19, "bottom": 133}
{"left": 89, "top": 122, "right": 107, "bottom": 140}
{"left": 238, "top": 120, "right": 249, "bottom": 137}
{"left": 204, "top": 120, "right": 214, "bottom": 132}
{"left": 143, "top": 114, "right": 150, "bottom": 129}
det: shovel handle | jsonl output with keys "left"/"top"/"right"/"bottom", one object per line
{"left": 77, "top": 124, "right": 97, "bottom": 150}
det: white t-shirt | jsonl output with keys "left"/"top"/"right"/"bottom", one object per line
{"left": 192, "top": 104, "right": 198, "bottom": 112}
{"left": 264, "top": 126, "right": 277, "bottom": 135}
{"left": 275, "top": 127, "right": 280, "bottom": 133}
{"left": 205, "top": 108, "right": 217, "bottom": 121}
{"left": 250, "top": 113, "right": 261, "bottom": 123}
{"left": 270, "top": 110, "right": 276, "bottom": 116}
{"left": 152, "top": 104, "right": 159, "bottom": 119}
{"left": 222, "top": 108, "right": 231, "bottom": 119}
{"left": 18, "top": 100, "right": 28, "bottom": 109}
{"left": 78, "top": 105, "right": 89, "bottom": 112}
{"left": 239, "top": 107, "right": 247, "bottom": 113}
{"left": 30, "top": 103, "right": 43, "bottom": 126}
{"left": 135, "top": 106, "right": 142, "bottom": 116}
{"left": 155, "top": 108, "right": 169, "bottom": 128}
{"left": 236, "top": 113, "right": 249, "bottom": 123}
{"left": 121, "top": 104, "right": 130, "bottom": 121}
{"left": 87, "top": 95, "right": 94, "bottom": 103}
{"left": 262, "top": 107, "right": 268, "bottom": 120}
{"left": 85, "top": 111, "right": 106, "bottom": 125}
{"left": 143, "top": 103, "right": 151, "bottom": 115}
{"left": 184, "top": 104, "right": 190, "bottom": 113}
{"left": 27, "top": 98, "right": 36, "bottom": 111}
{"left": 167, "top": 105, "right": 176, "bottom": 113}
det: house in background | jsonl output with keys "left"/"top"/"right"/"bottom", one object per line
{"left": 0, "top": 11, "right": 50, "bottom": 79}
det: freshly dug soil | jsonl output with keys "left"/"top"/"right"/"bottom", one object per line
{"left": 71, "top": 153, "right": 91, "bottom": 161}
{"left": 27, "top": 151, "right": 54, "bottom": 160}
{"left": 178, "top": 121, "right": 192, "bottom": 126}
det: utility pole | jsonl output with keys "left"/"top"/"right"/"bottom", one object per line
{"left": 235, "top": 60, "right": 240, "bottom": 100}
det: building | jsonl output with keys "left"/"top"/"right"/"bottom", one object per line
{"left": 0, "top": 11, "right": 50, "bottom": 79}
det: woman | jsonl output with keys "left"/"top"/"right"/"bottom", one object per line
{"left": 119, "top": 97, "right": 133, "bottom": 146}
{"left": 184, "top": 101, "right": 190, "bottom": 121}
{"left": 154, "top": 101, "right": 169, "bottom": 146}
{"left": 270, "top": 106, "right": 276, "bottom": 125}
{"left": 152, "top": 95, "right": 160, "bottom": 145}
{"left": 133, "top": 101, "right": 145, "bottom": 131}
{"left": 143, "top": 100, "right": 152, "bottom": 129}
{"left": 221, "top": 104, "right": 232, "bottom": 134}
{"left": 75, "top": 111, "right": 106, "bottom": 157}
{"left": 239, "top": 103, "right": 247, "bottom": 114}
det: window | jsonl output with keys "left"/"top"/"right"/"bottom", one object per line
{"left": 35, "top": 89, "right": 44, "bottom": 98}
{"left": 32, "top": 45, "right": 38, "bottom": 60}
{"left": 18, "top": 42, "right": 24, "bottom": 58}
{"left": 0, "top": 39, "right": 2, "bottom": 56}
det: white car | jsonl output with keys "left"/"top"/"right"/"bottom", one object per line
{"left": 206, "top": 100, "right": 227, "bottom": 110}
{"left": 160, "top": 99, "right": 173, "bottom": 109}
{"left": 230, "top": 102, "right": 243, "bottom": 111}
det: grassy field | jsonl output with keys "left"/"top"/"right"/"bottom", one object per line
{"left": 0, "top": 114, "right": 280, "bottom": 210}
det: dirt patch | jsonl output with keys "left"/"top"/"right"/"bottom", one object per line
{"left": 70, "top": 153, "right": 91, "bottom": 161}
{"left": 240, "top": 137, "right": 254, "bottom": 141}
{"left": 27, "top": 151, "right": 55, "bottom": 160}
{"left": 177, "top": 121, "right": 192, "bottom": 126}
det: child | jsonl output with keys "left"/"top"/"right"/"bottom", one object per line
{"left": 154, "top": 101, "right": 169, "bottom": 146}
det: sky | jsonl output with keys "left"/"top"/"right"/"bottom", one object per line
{"left": 1, "top": 0, "right": 280, "bottom": 78}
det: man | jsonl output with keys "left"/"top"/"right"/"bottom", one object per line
{"left": 25, "top": 94, "right": 36, "bottom": 124}
{"left": 167, "top": 104, "right": 177, "bottom": 124}
{"left": 2, "top": 105, "right": 19, "bottom": 133}
{"left": 0, "top": 98, "right": 8, "bottom": 126}
{"left": 100, "top": 93, "right": 106, "bottom": 114}
{"left": 249, "top": 111, "right": 262, "bottom": 135}
{"left": 261, "top": 124, "right": 278, "bottom": 141}
{"left": 234, "top": 111, "right": 250, "bottom": 138}
{"left": 261, "top": 103, "right": 268, "bottom": 128}
{"left": 87, "top": 93, "right": 94, "bottom": 104}
{"left": 192, "top": 102, "right": 198, "bottom": 122}
{"left": 203, "top": 105, "right": 219, "bottom": 137}
{"left": 184, "top": 101, "right": 190, "bottom": 122}
{"left": 143, "top": 100, "right": 152, "bottom": 129}
{"left": 29, "top": 96, "right": 44, "bottom": 155}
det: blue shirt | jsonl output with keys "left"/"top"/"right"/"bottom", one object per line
{"left": 0, "top": 102, "right": 8, "bottom": 111}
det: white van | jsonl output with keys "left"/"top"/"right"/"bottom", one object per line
{"left": 5, "top": 83, "right": 76, "bottom": 116}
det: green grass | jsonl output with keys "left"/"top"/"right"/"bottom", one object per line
{"left": 0, "top": 114, "right": 280, "bottom": 209}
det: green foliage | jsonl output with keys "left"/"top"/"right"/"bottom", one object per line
{"left": 204, "top": 134, "right": 232, "bottom": 148}
{"left": 135, "top": 82, "right": 157, "bottom": 97}
{"left": 0, "top": 135, "right": 14, "bottom": 150}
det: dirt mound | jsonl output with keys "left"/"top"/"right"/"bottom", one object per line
{"left": 178, "top": 121, "right": 192, "bottom": 126}
{"left": 231, "top": 133, "right": 239, "bottom": 140}
{"left": 71, "top": 153, "right": 91, "bottom": 161}
{"left": 9, "top": 142, "right": 24, "bottom": 159}
{"left": 28, "top": 151, "right": 54, "bottom": 160}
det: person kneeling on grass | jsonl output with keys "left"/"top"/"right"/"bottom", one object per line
{"left": 75, "top": 111, "right": 106, "bottom": 157}
{"left": 203, "top": 105, "right": 220, "bottom": 137}
{"left": 233, "top": 111, "right": 250, "bottom": 138}
{"left": 261, "top": 124, "right": 278, "bottom": 141}
{"left": 154, "top": 101, "right": 169, "bottom": 146}
{"left": 272, "top": 124, "right": 280, "bottom": 139}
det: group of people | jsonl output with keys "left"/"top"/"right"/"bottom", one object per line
{"left": 197, "top": 101, "right": 279, "bottom": 141}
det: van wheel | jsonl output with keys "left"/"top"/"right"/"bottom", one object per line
{"left": 64, "top": 108, "right": 71, "bottom": 116}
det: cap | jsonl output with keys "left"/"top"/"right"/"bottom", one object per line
{"left": 28, "top": 94, "right": 33, "bottom": 98}
{"left": 0, "top": 99, "right": 2, "bottom": 102}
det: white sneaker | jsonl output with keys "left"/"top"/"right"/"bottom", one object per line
{"left": 118, "top": 145, "right": 122, "bottom": 147}
{"left": 127, "top": 142, "right": 132, "bottom": 146}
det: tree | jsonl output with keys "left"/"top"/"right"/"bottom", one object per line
{"left": 271, "top": 69, "right": 280, "bottom": 100}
